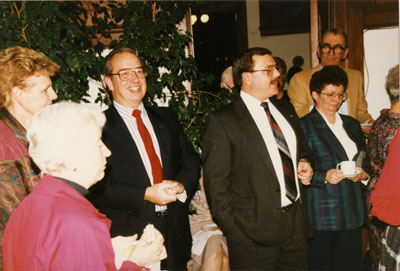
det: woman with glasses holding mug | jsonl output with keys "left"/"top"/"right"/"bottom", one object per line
{"left": 299, "top": 65, "right": 371, "bottom": 270}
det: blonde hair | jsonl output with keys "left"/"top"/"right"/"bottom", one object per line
{"left": 0, "top": 46, "right": 59, "bottom": 108}
{"left": 27, "top": 101, "right": 105, "bottom": 174}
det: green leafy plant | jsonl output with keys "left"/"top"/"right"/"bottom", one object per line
{"left": 0, "top": 0, "right": 234, "bottom": 153}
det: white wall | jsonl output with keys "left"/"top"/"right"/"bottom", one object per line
{"left": 364, "top": 27, "right": 399, "bottom": 119}
{"left": 246, "top": 0, "right": 312, "bottom": 71}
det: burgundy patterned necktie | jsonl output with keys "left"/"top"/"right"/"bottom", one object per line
{"left": 132, "top": 109, "right": 163, "bottom": 184}
{"left": 262, "top": 102, "right": 297, "bottom": 202}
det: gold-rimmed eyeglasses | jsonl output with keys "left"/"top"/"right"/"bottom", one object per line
{"left": 109, "top": 67, "right": 146, "bottom": 81}
{"left": 248, "top": 65, "right": 278, "bottom": 77}
{"left": 320, "top": 92, "right": 347, "bottom": 100}
{"left": 319, "top": 44, "right": 346, "bottom": 55}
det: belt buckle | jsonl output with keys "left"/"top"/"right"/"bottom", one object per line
{"left": 156, "top": 210, "right": 168, "bottom": 218}
{"left": 278, "top": 203, "right": 293, "bottom": 214}
{"left": 281, "top": 206, "right": 290, "bottom": 214}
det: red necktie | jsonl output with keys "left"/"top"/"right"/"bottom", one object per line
{"left": 132, "top": 110, "right": 163, "bottom": 184}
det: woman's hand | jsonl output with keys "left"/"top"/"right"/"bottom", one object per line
{"left": 347, "top": 167, "right": 369, "bottom": 182}
{"left": 128, "top": 226, "right": 167, "bottom": 266}
{"left": 325, "top": 169, "right": 345, "bottom": 185}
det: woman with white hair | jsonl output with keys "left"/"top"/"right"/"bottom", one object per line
{"left": 367, "top": 64, "right": 400, "bottom": 269}
{"left": 3, "top": 102, "right": 166, "bottom": 271}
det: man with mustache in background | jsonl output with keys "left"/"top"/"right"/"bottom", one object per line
{"left": 202, "top": 47, "right": 314, "bottom": 270}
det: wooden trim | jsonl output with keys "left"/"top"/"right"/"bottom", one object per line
{"left": 235, "top": 1, "right": 248, "bottom": 52}
{"left": 310, "top": 0, "right": 319, "bottom": 67}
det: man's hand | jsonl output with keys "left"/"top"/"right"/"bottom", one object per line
{"left": 144, "top": 181, "right": 178, "bottom": 205}
{"left": 144, "top": 180, "right": 185, "bottom": 205}
{"left": 297, "top": 161, "right": 313, "bottom": 185}
{"left": 163, "top": 180, "right": 184, "bottom": 195}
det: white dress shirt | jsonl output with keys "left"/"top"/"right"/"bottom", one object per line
{"left": 316, "top": 108, "right": 357, "bottom": 161}
{"left": 114, "top": 101, "right": 166, "bottom": 211}
{"left": 241, "top": 91, "right": 299, "bottom": 207}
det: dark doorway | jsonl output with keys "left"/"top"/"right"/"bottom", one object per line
{"left": 191, "top": 1, "right": 248, "bottom": 91}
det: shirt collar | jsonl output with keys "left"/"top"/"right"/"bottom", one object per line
{"left": 316, "top": 107, "right": 342, "bottom": 127}
{"left": 113, "top": 101, "right": 144, "bottom": 114}
{"left": 240, "top": 90, "right": 270, "bottom": 108}
{"left": 58, "top": 177, "right": 89, "bottom": 197}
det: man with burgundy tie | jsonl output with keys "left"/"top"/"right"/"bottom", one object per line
{"left": 202, "top": 47, "right": 314, "bottom": 270}
{"left": 88, "top": 47, "right": 200, "bottom": 270}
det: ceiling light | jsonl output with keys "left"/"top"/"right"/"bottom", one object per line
{"left": 191, "top": 15, "right": 197, "bottom": 25}
{"left": 200, "top": 14, "right": 209, "bottom": 23}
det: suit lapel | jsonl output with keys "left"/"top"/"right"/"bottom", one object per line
{"left": 310, "top": 109, "right": 348, "bottom": 162}
{"left": 104, "top": 105, "right": 150, "bottom": 183}
{"left": 233, "top": 98, "right": 279, "bottom": 179}
{"left": 341, "top": 116, "right": 362, "bottom": 160}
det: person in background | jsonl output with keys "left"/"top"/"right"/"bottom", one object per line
{"left": 187, "top": 175, "right": 229, "bottom": 271}
{"left": 286, "top": 55, "right": 304, "bottom": 84}
{"left": 271, "top": 56, "right": 298, "bottom": 113}
{"left": 300, "top": 65, "right": 371, "bottom": 270}
{"left": 288, "top": 28, "right": 374, "bottom": 133}
{"left": 203, "top": 47, "right": 314, "bottom": 270}
{"left": 220, "top": 66, "right": 234, "bottom": 93}
{"left": 0, "top": 46, "right": 59, "bottom": 270}
{"left": 370, "top": 130, "right": 400, "bottom": 271}
{"left": 88, "top": 47, "right": 200, "bottom": 270}
{"left": 272, "top": 57, "right": 289, "bottom": 100}
{"left": 366, "top": 64, "right": 399, "bottom": 269}
{"left": 3, "top": 102, "right": 166, "bottom": 270}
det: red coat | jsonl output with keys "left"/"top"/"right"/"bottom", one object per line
{"left": 3, "top": 175, "right": 146, "bottom": 271}
{"left": 371, "top": 130, "right": 400, "bottom": 226}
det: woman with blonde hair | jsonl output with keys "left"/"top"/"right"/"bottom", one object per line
{"left": 0, "top": 46, "right": 59, "bottom": 269}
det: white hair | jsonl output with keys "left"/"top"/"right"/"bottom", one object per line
{"left": 27, "top": 101, "right": 106, "bottom": 174}
{"left": 220, "top": 66, "right": 233, "bottom": 84}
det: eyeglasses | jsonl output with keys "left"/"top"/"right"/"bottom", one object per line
{"left": 248, "top": 65, "right": 278, "bottom": 76}
{"left": 319, "top": 44, "right": 346, "bottom": 54}
{"left": 320, "top": 92, "right": 347, "bottom": 100}
{"left": 109, "top": 67, "right": 146, "bottom": 81}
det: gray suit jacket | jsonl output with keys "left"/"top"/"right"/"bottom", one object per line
{"left": 202, "top": 96, "right": 313, "bottom": 246}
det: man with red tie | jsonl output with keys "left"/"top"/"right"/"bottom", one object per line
{"left": 88, "top": 47, "right": 200, "bottom": 270}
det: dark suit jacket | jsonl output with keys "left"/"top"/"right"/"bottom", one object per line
{"left": 202, "top": 96, "right": 313, "bottom": 247}
{"left": 300, "top": 108, "right": 370, "bottom": 231}
{"left": 88, "top": 104, "right": 200, "bottom": 269}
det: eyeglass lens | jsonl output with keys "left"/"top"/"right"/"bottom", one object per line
{"left": 320, "top": 45, "right": 344, "bottom": 54}
{"left": 119, "top": 68, "right": 145, "bottom": 80}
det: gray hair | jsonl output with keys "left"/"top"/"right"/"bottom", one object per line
{"left": 385, "top": 64, "right": 399, "bottom": 104}
{"left": 27, "top": 101, "right": 105, "bottom": 174}
{"left": 220, "top": 66, "right": 233, "bottom": 85}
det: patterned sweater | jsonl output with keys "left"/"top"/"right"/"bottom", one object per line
{"left": 0, "top": 108, "right": 38, "bottom": 270}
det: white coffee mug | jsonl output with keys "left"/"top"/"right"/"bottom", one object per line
{"left": 336, "top": 161, "right": 356, "bottom": 176}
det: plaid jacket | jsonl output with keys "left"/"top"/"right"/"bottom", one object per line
{"left": 300, "top": 108, "right": 370, "bottom": 231}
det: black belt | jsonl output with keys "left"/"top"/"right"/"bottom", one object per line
{"left": 124, "top": 209, "right": 168, "bottom": 218}
{"left": 156, "top": 209, "right": 168, "bottom": 218}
